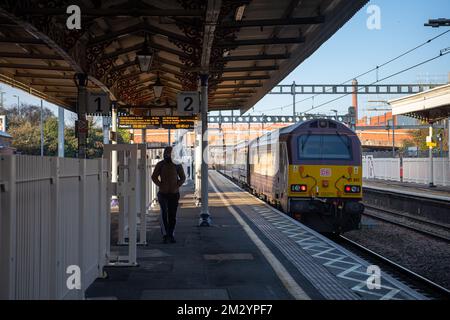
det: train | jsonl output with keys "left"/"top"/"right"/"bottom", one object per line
{"left": 213, "top": 118, "right": 364, "bottom": 234}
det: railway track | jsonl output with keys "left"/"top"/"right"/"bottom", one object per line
{"left": 363, "top": 205, "right": 450, "bottom": 242}
{"left": 218, "top": 171, "right": 450, "bottom": 299}
{"left": 338, "top": 235, "right": 450, "bottom": 300}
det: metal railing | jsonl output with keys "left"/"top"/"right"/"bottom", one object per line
{"left": 403, "top": 158, "right": 450, "bottom": 186}
{"left": 0, "top": 147, "right": 194, "bottom": 299}
{"left": 0, "top": 155, "right": 109, "bottom": 299}
{"left": 363, "top": 156, "right": 450, "bottom": 187}
{"left": 364, "top": 150, "right": 449, "bottom": 159}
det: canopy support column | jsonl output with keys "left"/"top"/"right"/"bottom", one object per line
{"left": 111, "top": 102, "right": 118, "bottom": 206}
{"left": 58, "top": 107, "right": 64, "bottom": 158}
{"left": 75, "top": 73, "right": 88, "bottom": 159}
{"left": 103, "top": 116, "right": 110, "bottom": 146}
{"left": 199, "top": 73, "right": 211, "bottom": 227}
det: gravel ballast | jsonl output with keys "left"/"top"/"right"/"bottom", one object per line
{"left": 345, "top": 216, "right": 450, "bottom": 290}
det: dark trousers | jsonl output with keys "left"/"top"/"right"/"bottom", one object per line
{"left": 157, "top": 192, "right": 180, "bottom": 237}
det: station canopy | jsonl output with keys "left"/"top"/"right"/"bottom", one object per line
{"left": 0, "top": 0, "right": 367, "bottom": 114}
{"left": 390, "top": 84, "right": 450, "bottom": 123}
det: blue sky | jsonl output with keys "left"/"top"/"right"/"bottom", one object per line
{"left": 1, "top": 0, "right": 450, "bottom": 121}
{"left": 246, "top": 0, "right": 450, "bottom": 117}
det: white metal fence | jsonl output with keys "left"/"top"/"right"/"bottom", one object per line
{"left": 363, "top": 156, "right": 450, "bottom": 186}
{"left": 363, "top": 156, "right": 401, "bottom": 181}
{"left": 0, "top": 155, "right": 109, "bottom": 299}
{"left": 146, "top": 148, "right": 163, "bottom": 209}
{"left": 402, "top": 158, "right": 450, "bottom": 186}
{"left": 0, "top": 146, "right": 194, "bottom": 299}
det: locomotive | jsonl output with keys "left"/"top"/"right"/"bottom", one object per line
{"left": 216, "top": 119, "right": 364, "bottom": 234}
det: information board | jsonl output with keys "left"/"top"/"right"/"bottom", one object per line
{"left": 118, "top": 115, "right": 196, "bottom": 129}
{"left": 118, "top": 116, "right": 160, "bottom": 129}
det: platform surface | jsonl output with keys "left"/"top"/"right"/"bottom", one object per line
{"left": 364, "top": 179, "right": 450, "bottom": 201}
{"left": 86, "top": 171, "right": 427, "bottom": 300}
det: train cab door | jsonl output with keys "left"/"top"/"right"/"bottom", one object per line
{"left": 278, "top": 142, "right": 289, "bottom": 212}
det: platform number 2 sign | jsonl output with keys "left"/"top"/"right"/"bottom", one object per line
{"left": 177, "top": 92, "right": 199, "bottom": 115}
{"left": 183, "top": 96, "right": 194, "bottom": 112}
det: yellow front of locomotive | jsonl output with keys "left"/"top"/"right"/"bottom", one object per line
{"left": 284, "top": 119, "right": 364, "bottom": 234}
{"left": 287, "top": 165, "right": 363, "bottom": 199}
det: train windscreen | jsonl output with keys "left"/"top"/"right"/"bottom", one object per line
{"left": 298, "top": 134, "right": 352, "bottom": 160}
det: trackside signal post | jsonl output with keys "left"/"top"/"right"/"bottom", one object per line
{"left": 427, "top": 125, "right": 436, "bottom": 188}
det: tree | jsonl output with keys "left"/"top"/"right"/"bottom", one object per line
{"left": 64, "top": 126, "right": 78, "bottom": 158}
{"left": 85, "top": 118, "right": 104, "bottom": 158}
{"left": 408, "top": 129, "right": 428, "bottom": 151}
{"left": 118, "top": 128, "right": 131, "bottom": 144}
{"left": 1, "top": 104, "right": 53, "bottom": 129}
{"left": 407, "top": 127, "right": 448, "bottom": 154}
{"left": 44, "top": 117, "right": 59, "bottom": 156}
{"left": 401, "top": 138, "right": 416, "bottom": 152}
{"left": 9, "top": 121, "right": 41, "bottom": 155}
{"left": 2, "top": 104, "right": 55, "bottom": 155}
{"left": 2, "top": 104, "right": 133, "bottom": 158}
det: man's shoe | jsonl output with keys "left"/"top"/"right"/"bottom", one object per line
{"left": 169, "top": 236, "right": 176, "bottom": 243}
{"left": 162, "top": 235, "right": 168, "bottom": 244}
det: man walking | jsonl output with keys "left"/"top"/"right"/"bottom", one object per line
{"left": 151, "top": 146, "right": 186, "bottom": 243}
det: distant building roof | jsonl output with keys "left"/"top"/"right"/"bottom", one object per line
{"left": 0, "top": 130, "right": 12, "bottom": 138}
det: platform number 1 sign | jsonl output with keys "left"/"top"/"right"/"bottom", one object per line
{"left": 177, "top": 92, "right": 199, "bottom": 115}
{"left": 86, "top": 92, "right": 110, "bottom": 115}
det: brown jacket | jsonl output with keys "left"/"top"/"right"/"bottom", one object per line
{"left": 151, "top": 159, "right": 186, "bottom": 194}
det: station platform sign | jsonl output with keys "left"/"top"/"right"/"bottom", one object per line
{"left": 118, "top": 115, "right": 197, "bottom": 129}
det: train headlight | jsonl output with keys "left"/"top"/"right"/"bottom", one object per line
{"left": 344, "top": 185, "right": 361, "bottom": 194}
{"left": 291, "top": 184, "right": 307, "bottom": 193}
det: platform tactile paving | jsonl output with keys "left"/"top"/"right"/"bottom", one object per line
{"left": 212, "top": 172, "right": 427, "bottom": 301}
{"left": 251, "top": 206, "right": 426, "bottom": 300}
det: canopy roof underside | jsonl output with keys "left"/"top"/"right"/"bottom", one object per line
{"left": 391, "top": 84, "right": 450, "bottom": 123}
{"left": 0, "top": 0, "right": 367, "bottom": 114}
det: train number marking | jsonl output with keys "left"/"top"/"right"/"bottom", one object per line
{"left": 320, "top": 168, "right": 332, "bottom": 177}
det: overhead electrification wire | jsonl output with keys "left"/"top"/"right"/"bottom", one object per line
{"left": 252, "top": 30, "right": 450, "bottom": 115}
{"left": 303, "top": 50, "right": 450, "bottom": 113}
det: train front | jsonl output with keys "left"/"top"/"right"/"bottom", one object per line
{"left": 286, "top": 119, "right": 364, "bottom": 234}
